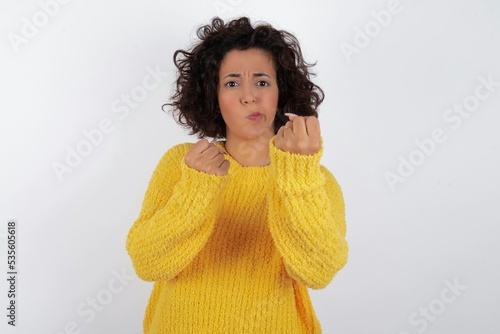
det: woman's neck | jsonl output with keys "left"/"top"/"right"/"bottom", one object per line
{"left": 224, "top": 133, "right": 274, "bottom": 167}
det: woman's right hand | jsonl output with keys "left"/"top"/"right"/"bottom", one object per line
{"left": 184, "top": 139, "right": 230, "bottom": 176}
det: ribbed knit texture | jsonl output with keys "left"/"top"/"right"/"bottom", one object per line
{"left": 126, "top": 136, "right": 348, "bottom": 334}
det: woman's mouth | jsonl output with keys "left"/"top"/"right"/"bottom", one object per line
{"left": 247, "top": 112, "right": 263, "bottom": 121}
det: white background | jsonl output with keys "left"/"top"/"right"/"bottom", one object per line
{"left": 1, "top": 0, "right": 499, "bottom": 333}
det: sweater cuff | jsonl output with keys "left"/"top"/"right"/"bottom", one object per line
{"left": 269, "top": 136, "right": 325, "bottom": 194}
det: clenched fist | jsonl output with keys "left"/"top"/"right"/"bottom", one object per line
{"left": 274, "top": 113, "right": 321, "bottom": 155}
{"left": 184, "top": 139, "right": 230, "bottom": 176}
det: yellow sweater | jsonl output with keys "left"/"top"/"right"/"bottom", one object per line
{"left": 126, "top": 137, "right": 348, "bottom": 333}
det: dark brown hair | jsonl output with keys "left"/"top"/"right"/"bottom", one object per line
{"left": 162, "top": 16, "right": 324, "bottom": 139}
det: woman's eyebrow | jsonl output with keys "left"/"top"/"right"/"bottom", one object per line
{"left": 253, "top": 72, "right": 271, "bottom": 78}
{"left": 222, "top": 72, "right": 272, "bottom": 79}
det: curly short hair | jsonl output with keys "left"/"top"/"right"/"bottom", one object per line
{"left": 162, "top": 16, "right": 324, "bottom": 139}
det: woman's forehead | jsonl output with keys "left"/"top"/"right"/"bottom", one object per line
{"left": 219, "top": 48, "right": 275, "bottom": 74}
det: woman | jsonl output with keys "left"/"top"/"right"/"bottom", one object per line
{"left": 126, "top": 16, "right": 348, "bottom": 333}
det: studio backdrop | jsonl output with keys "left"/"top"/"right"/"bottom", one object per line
{"left": 1, "top": 0, "right": 499, "bottom": 333}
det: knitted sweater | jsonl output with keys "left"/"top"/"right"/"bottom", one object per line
{"left": 126, "top": 136, "right": 348, "bottom": 334}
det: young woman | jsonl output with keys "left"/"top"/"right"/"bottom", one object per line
{"left": 126, "top": 16, "right": 348, "bottom": 333}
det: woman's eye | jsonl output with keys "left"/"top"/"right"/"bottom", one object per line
{"left": 225, "top": 81, "right": 238, "bottom": 87}
{"left": 257, "top": 81, "right": 269, "bottom": 87}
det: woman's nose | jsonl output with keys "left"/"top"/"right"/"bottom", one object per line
{"left": 241, "top": 85, "right": 256, "bottom": 104}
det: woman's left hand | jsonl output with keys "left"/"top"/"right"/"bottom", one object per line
{"left": 274, "top": 113, "right": 321, "bottom": 155}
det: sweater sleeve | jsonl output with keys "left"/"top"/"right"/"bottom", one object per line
{"left": 126, "top": 143, "right": 229, "bottom": 282}
{"left": 267, "top": 136, "right": 348, "bottom": 289}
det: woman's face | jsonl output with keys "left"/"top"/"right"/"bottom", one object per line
{"left": 217, "top": 48, "right": 279, "bottom": 141}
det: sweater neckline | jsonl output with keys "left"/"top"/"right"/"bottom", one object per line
{"left": 212, "top": 140, "right": 270, "bottom": 170}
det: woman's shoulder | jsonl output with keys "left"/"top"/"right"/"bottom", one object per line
{"left": 148, "top": 142, "right": 193, "bottom": 176}
{"left": 162, "top": 140, "right": 225, "bottom": 158}
{"left": 159, "top": 142, "right": 194, "bottom": 161}
{"left": 153, "top": 140, "right": 224, "bottom": 174}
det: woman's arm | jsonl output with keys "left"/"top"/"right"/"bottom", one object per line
{"left": 267, "top": 137, "right": 348, "bottom": 289}
{"left": 126, "top": 143, "right": 229, "bottom": 281}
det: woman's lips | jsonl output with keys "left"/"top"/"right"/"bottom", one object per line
{"left": 247, "top": 112, "right": 263, "bottom": 121}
